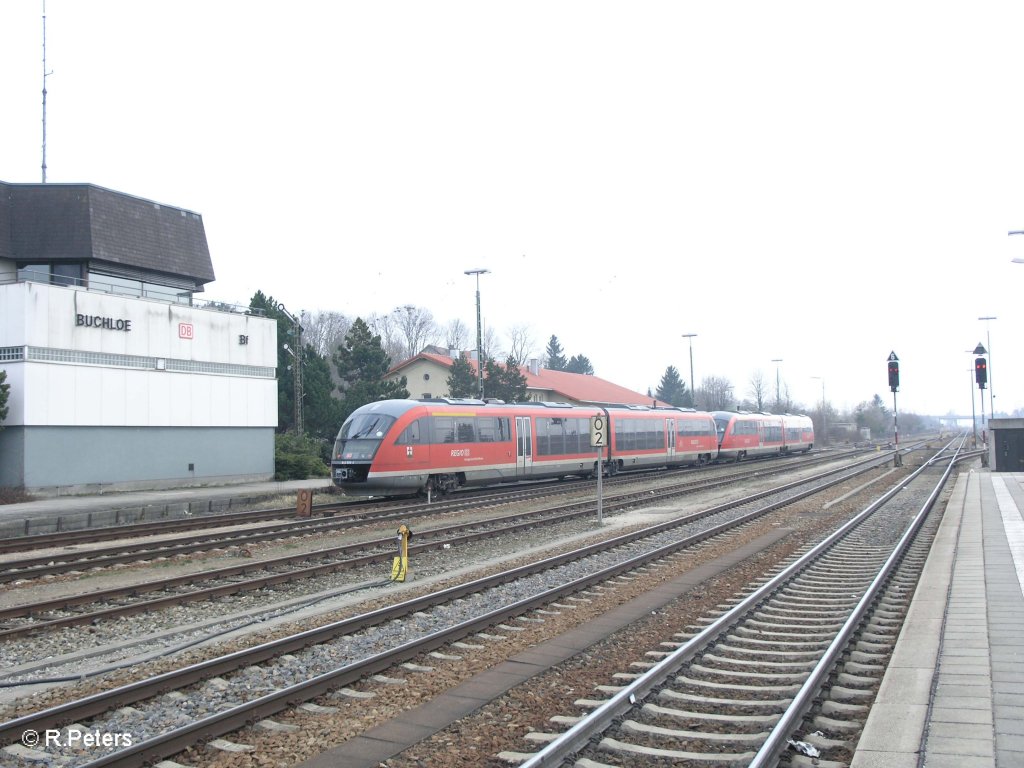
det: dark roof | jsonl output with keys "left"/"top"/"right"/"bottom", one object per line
{"left": 0, "top": 181, "right": 215, "bottom": 284}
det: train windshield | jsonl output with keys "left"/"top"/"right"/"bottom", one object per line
{"left": 333, "top": 413, "right": 396, "bottom": 461}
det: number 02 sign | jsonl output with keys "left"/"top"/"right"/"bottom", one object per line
{"left": 590, "top": 416, "right": 606, "bottom": 447}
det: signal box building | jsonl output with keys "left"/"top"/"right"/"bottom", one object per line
{"left": 0, "top": 181, "right": 278, "bottom": 493}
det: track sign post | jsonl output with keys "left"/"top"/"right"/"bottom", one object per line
{"left": 590, "top": 415, "right": 606, "bottom": 524}
{"left": 887, "top": 352, "right": 901, "bottom": 467}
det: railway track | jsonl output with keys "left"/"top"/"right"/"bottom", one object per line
{"left": 0, "top": 448, "right": 864, "bottom": 572}
{"left": 0, "top": 451, "right": 887, "bottom": 642}
{"left": 0, "top": 448, "right": 917, "bottom": 766}
{"left": 505, "top": 439, "right": 964, "bottom": 767}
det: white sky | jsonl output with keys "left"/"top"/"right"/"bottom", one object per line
{"left": 3, "top": 2, "right": 1024, "bottom": 421}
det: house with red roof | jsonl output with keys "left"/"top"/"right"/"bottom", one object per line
{"left": 387, "top": 347, "right": 670, "bottom": 408}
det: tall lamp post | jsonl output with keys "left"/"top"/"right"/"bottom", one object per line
{"left": 771, "top": 358, "right": 783, "bottom": 408}
{"left": 811, "top": 376, "right": 826, "bottom": 444}
{"left": 978, "top": 316, "right": 996, "bottom": 418}
{"left": 682, "top": 333, "right": 697, "bottom": 408}
{"left": 464, "top": 268, "right": 490, "bottom": 399}
{"left": 277, "top": 303, "right": 304, "bottom": 435}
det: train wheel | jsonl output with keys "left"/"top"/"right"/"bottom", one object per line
{"left": 427, "top": 474, "right": 459, "bottom": 496}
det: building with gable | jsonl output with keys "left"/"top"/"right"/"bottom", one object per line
{"left": 389, "top": 347, "right": 669, "bottom": 408}
{"left": 0, "top": 181, "right": 277, "bottom": 493}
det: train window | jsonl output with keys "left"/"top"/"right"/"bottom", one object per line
{"left": 340, "top": 413, "right": 395, "bottom": 440}
{"left": 617, "top": 419, "right": 636, "bottom": 450}
{"left": 535, "top": 418, "right": 550, "bottom": 455}
{"left": 478, "top": 417, "right": 512, "bottom": 442}
{"left": 395, "top": 419, "right": 424, "bottom": 445}
{"left": 456, "top": 418, "right": 476, "bottom": 442}
{"left": 433, "top": 416, "right": 456, "bottom": 443}
{"left": 549, "top": 419, "right": 566, "bottom": 454}
{"left": 536, "top": 417, "right": 589, "bottom": 455}
{"left": 565, "top": 418, "right": 585, "bottom": 453}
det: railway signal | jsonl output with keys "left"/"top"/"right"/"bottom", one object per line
{"left": 887, "top": 352, "right": 901, "bottom": 467}
{"left": 975, "top": 357, "right": 988, "bottom": 389}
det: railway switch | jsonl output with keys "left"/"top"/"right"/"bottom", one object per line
{"left": 391, "top": 524, "right": 412, "bottom": 582}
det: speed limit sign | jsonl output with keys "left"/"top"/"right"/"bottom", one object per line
{"left": 590, "top": 415, "right": 606, "bottom": 447}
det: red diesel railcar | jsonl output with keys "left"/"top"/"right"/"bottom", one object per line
{"left": 331, "top": 398, "right": 720, "bottom": 497}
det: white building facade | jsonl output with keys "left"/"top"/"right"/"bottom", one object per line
{"left": 0, "top": 181, "right": 278, "bottom": 493}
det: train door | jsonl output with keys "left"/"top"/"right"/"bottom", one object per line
{"left": 666, "top": 419, "right": 677, "bottom": 462}
{"left": 516, "top": 416, "right": 534, "bottom": 477}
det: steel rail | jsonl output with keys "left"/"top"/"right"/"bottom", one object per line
{"left": 0, "top": 448, "right": 870, "bottom": 586}
{"left": 517, "top": 437, "right": 964, "bottom": 767}
{"left": 0, "top": 451, "right": 893, "bottom": 639}
{"left": 0, "top": 450, "right": 897, "bottom": 756}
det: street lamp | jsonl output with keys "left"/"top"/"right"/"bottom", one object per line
{"left": 979, "top": 316, "right": 996, "bottom": 419}
{"left": 682, "top": 333, "right": 697, "bottom": 407}
{"left": 1008, "top": 231, "right": 1024, "bottom": 262}
{"left": 811, "top": 376, "right": 826, "bottom": 444}
{"left": 771, "top": 359, "right": 783, "bottom": 408}
{"left": 464, "top": 268, "right": 490, "bottom": 399}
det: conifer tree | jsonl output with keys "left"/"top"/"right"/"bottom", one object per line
{"left": 545, "top": 335, "right": 568, "bottom": 371}
{"left": 446, "top": 353, "right": 477, "bottom": 398}
{"left": 656, "top": 365, "right": 689, "bottom": 407}
{"left": 332, "top": 318, "right": 409, "bottom": 421}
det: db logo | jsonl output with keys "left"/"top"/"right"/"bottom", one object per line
{"left": 179, "top": 323, "right": 194, "bottom": 339}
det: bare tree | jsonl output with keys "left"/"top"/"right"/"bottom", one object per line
{"left": 364, "top": 312, "right": 404, "bottom": 365}
{"left": 696, "top": 375, "right": 735, "bottom": 411}
{"left": 481, "top": 326, "right": 504, "bottom": 363}
{"left": 506, "top": 324, "right": 536, "bottom": 366}
{"left": 391, "top": 305, "right": 441, "bottom": 360}
{"left": 444, "top": 318, "right": 470, "bottom": 354}
{"left": 748, "top": 369, "right": 769, "bottom": 412}
{"left": 304, "top": 310, "right": 351, "bottom": 357}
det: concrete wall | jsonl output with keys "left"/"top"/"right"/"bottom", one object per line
{"left": 0, "top": 281, "right": 279, "bottom": 491}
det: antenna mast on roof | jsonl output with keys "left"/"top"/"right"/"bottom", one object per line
{"left": 41, "top": 0, "right": 53, "bottom": 183}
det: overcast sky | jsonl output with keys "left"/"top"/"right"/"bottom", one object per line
{"left": 3, "top": 2, "right": 1024, "bottom": 422}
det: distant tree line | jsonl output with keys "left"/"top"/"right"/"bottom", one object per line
{"left": 251, "top": 293, "right": 947, "bottom": 476}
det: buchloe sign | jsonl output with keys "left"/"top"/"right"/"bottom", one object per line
{"left": 75, "top": 313, "right": 133, "bottom": 331}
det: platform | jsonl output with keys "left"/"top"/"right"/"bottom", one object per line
{"left": 852, "top": 469, "right": 1024, "bottom": 767}
{"left": 0, "top": 478, "right": 332, "bottom": 538}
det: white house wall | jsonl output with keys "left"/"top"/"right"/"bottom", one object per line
{"left": 0, "top": 281, "right": 278, "bottom": 491}
{"left": 0, "top": 282, "right": 277, "bottom": 429}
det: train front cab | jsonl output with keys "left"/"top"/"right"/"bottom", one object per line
{"left": 331, "top": 400, "right": 430, "bottom": 496}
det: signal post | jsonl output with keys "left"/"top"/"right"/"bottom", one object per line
{"left": 887, "top": 352, "right": 901, "bottom": 467}
{"left": 974, "top": 343, "right": 988, "bottom": 447}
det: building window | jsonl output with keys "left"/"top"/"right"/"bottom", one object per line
{"left": 17, "top": 262, "right": 85, "bottom": 287}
